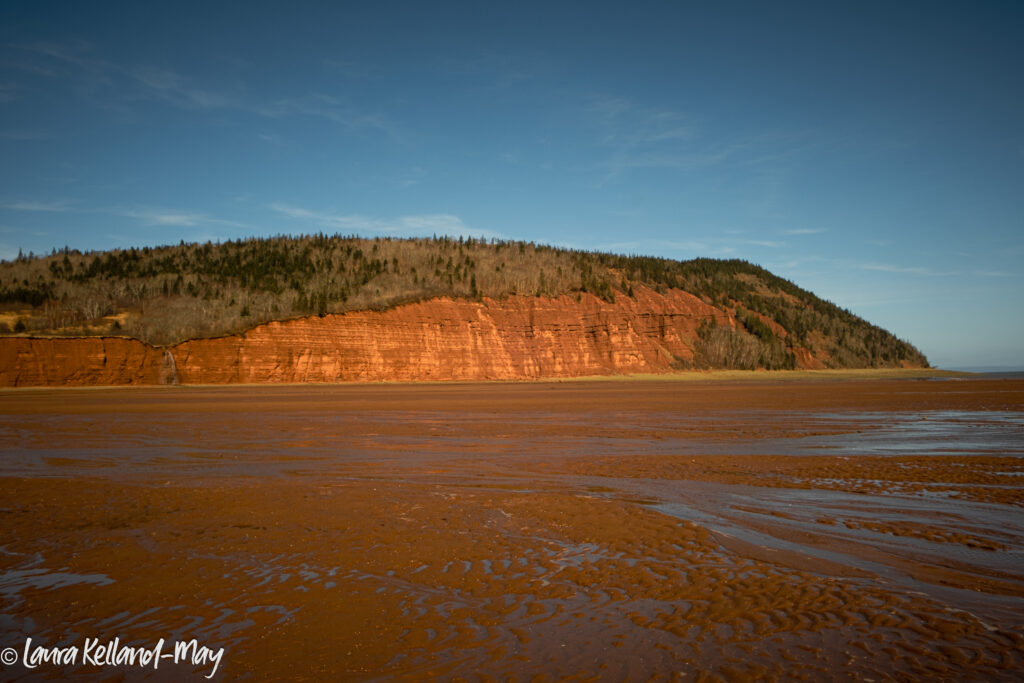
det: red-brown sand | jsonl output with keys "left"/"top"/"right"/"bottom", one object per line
{"left": 0, "top": 377, "right": 1022, "bottom": 680}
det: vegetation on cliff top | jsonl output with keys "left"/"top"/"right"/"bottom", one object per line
{"left": 0, "top": 235, "right": 927, "bottom": 369}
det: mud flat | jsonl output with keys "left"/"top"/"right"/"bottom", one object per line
{"left": 0, "top": 377, "right": 1022, "bottom": 680}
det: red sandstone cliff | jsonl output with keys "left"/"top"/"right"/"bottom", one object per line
{"left": 0, "top": 337, "right": 165, "bottom": 387}
{"left": 0, "top": 286, "right": 817, "bottom": 387}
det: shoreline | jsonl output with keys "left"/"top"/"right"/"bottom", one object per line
{"left": 0, "top": 366, "right": 973, "bottom": 392}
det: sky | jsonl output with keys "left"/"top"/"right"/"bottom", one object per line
{"left": 0, "top": 1, "right": 1021, "bottom": 369}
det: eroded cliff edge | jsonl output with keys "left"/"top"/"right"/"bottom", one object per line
{"left": 2, "top": 286, "right": 790, "bottom": 386}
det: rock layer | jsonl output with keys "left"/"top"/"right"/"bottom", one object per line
{"left": 0, "top": 286, "right": 802, "bottom": 386}
{"left": 0, "top": 336, "right": 164, "bottom": 387}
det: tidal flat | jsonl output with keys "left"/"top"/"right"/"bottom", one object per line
{"left": 0, "top": 377, "right": 1022, "bottom": 680}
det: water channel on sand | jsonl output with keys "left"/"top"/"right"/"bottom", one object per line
{"left": 0, "top": 378, "right": 1021, "bottom": 680}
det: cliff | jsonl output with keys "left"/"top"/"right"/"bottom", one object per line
{"left": 0, "top": 336, "right": 166, "bottom": 387}
{"left": 0, "top": 285, "right": 810, "bottom": 386}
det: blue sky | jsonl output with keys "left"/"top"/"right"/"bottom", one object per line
{"left": 1, "top": 1, "right": 1021, "bottom": 369}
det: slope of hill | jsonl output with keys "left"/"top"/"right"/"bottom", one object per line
{"left": 0, "top": 236, "right": 927, "bottom": 385}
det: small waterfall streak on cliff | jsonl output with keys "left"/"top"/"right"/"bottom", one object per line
{"left": 162, "top": 350, "right": 179, "bottom": 385}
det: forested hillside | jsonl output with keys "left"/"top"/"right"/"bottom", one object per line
{"left": 0, "top": 236, "right": 927, "bottom": 369}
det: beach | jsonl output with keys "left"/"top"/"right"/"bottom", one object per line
{"left": 0, "top": 376, "right": 1021, "bottom": 680}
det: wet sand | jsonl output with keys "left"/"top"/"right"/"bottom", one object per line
{"left": 0, "top": 377, "right": 1022, "bottom": 680}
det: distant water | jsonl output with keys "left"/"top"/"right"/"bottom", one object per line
{"left": 945, "top": 366, "right": 1024, "bottom": 377}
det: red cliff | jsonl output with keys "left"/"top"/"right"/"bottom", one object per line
{"left": 0, "top": 336, "right": 165, "bottom": 387}
{"left": 0, "top": 286, "right": 804, "bottom": 386}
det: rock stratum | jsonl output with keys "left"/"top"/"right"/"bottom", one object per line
{"left": 0, "top": 285, "right": 844, "bottom": 387}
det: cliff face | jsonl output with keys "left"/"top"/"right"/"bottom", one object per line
{"left": 0, "top": 337, "right": 165, "bottom": 387}
{"left": 172, "top": 286, "right": 729, "bottom": 384}
{"left": 0, "top": 286, "right": 818, "bottom": 386}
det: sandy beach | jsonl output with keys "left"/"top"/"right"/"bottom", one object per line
{"left": 0, "top": 376, "right": 1021, "bottom": 680}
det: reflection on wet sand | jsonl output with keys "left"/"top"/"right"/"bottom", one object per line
{"left": 0, "top": 378, "right": 1022, "bottom": 680}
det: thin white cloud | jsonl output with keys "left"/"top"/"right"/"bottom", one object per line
{"left": 15, "top": 42, "right": 226, "bottom": 110}
{"left": 2, "top": 198, "right": 254, "bottom": 232}
{"left": 585, "top": 96, "right": 704, "bottom": 183}
{"left": 767, "top": 255, "right": 827, "bottom": 271}
{"left": 129, "top": 66, "right": 235, "bottom": 110}
{"left": 115, "top": 208, "right": 252, "bottom": 230}
{"left": 583, "top": 94, "right": 817, "bottom": 208}
{"left": 860, "top": 263, "right": 958, "bottom": 276}
{"left": 641, "top": 125, "right": 694, "bottom": 144}
{"left": 257, "top": 94, "right": 397, "bottom": 137}
{"left": 256, "top": 132, "right": 284, "bottom": 145}
{"left": 0, "top": 226, "right": 49, "bottom": 240}
{"left": 16, "top": 41, "right": 115, "bottom": 96}
{"left": 270, "top": 203, "right": 501, "bottom": 239}
{"left": 783, "top": 228, "right": 826, "bottom": 235}
{"left": 118, "top": 209, "right": 203, "bottom": 227}
{"left": 12, "top": 42, "right": 394, "bottom": 136}
{"left": 740, "top": 239, "right": 783, "bottom": 248}
{"left": 398, "top": 214, "right": 470, "bottom": 234}
{"left": 588, "top": 96, "right": 632, "bottom": 122}
{"left": 582, "top": 95, "right": 813, "bottom": 188}
{"left": 19, "top": 41, "right": 94, "bottom": 68}
{"left": 3, "top": 57, "right": 58, "bottom": 78}
{"left": 0, "top": 200, "right": 73, "bottom": 212}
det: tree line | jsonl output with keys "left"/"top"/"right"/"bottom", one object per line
{"left": 0, "top": 235, "right": 928, "bottom": 368}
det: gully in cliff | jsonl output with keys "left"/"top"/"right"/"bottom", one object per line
{"left": 161, "top": 350, "right": 179, "bottom": 385}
